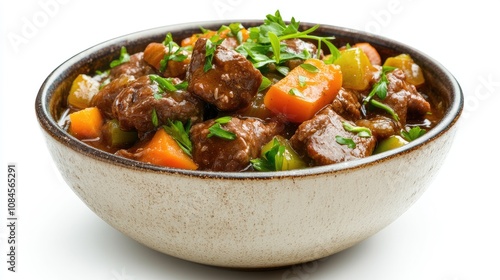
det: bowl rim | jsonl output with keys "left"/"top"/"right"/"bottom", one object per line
{"left": 35, "top": 19, "right": 464, "bottom": 180}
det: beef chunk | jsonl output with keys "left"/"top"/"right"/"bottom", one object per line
{"left": 290, "top": 106, "right": 376, "bottom": 165}
{"left": 283, "top": 38, "right": 319, "bottom": 70}
{"left": 112, "top": 76, "right": 204, "bottom": 135}
{"left": 383, "top": 69, "right": 431, "bottom": 125}
{"left": 187, "top": 38, "right": 262, "bottom": 111}
{"left": 331, "top": 87, "right": 362, "bottom": 121}
{"left": 190, "top": 117, "right": 282, "bottom": 171}
{"left": 91, "top": 74, "right": 135, "bottom": 118}
{"left": 109, "top": 52, "right": 155, "bottom": 80}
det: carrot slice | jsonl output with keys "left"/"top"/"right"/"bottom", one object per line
{"left": 263, "top": 58, "right": 342, "bottom": 123}
{"left": 138, "top": 128, "right": 198, "bottom": 170}
{"left": 68, "top": 106, "right": 103, "bottom": 139}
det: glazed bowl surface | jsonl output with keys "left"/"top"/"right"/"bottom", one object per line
{"left": 35, "top": 20, "right": 463, "bottom": 269}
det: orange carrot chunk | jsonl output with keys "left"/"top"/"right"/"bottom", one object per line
{"left": 68, "top": 106, "right": 103, "bottom": 139}
{"left": 138, "top": 128, "right": 198, "bottom": 170}
{"left": 264, "top": 58, "right": 342, "bottom": 123}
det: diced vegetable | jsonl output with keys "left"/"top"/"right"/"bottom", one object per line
{"left": 68, "top": 107, "right": 103, "bottom": 139}
{"left": 180, "top": 27, "right": 249, "bottom": 47}
{"left": 137, "top": 128, "right": 198, "bottom": 170}
{"left": 383, "top": 54, "right": 425, "bottom": 86}
{"left": 373, "top": 135, "right": 409, "bottom": 154}
{"left": 353, "top": 42, "right": 381, "bottom": 66}
{"left": 143, "top": 42, "right": 190, "bottom": 77}
{"left": 67, "top": 74, "right": 100, "bottom": 109}
{"left": 102, "top": 119, "right": 138, "bottom": 148}
{"left": 251, "top": 136, "right": 306, "bottom": 171}
{"left": 334, "top": 47, "right": 377, "bottom": 91}
{"left": 263, "top": 58, "right": 342, "bottom": 123}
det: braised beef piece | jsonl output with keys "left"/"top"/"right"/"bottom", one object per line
{"left": 290, "top": 106, "right": 376, "bottom": 165}
{"left": 112, "top": 76, "right": 204, "bottom": 136}
{"left": 186, "top": 38, "right": 262, "bottom": 111}
{"left": 357, "top": 69, "right": 431, "bottom": 140}
{"left": 383, "top": 69, "right": 431, "bottom": 126}
{"left": 91, "top": 74, "right": 135, "bottom": 118}
{"left": 109, "top": 52, "right": 155, "bottom": 80}
{"left": 283, "top": 38, "right": 319, "bottom": 70}
{"left": 331, "top": 88, "right": 362, "bottom": 121}
{"left": 190, "top": 117, "right": 282, "bottom": 171}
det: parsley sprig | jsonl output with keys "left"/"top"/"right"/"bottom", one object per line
{"left": 149, "top": 74, "right": 188, "bottom": 99}
{"left": 159, "top": 33, "right": 190, "bottom": 73}
{"left": 110, "top": 46, "right": 130, "bottom": 68}
{"left": 335, "top": 136, "right": 356, "bottom": 149}
{"left": 363, "top": 66, "right": 399, "bottom": 121}
{"left": 207, "top": 116, "right": 236, "bottom": 140}
{"left": 163, "top": 120, "right": 193, "bottom": 156}
{"left": 401, "top": 126, "right": 426, "bottom": 142}
{"left": 235, "top": 10, "right": 340, "bottom": 73}
{"left": 204, "top": 37, "right": 225, "bottom": 72}
{"left": 251, "top": 138, "right": 286, "bottom": 171}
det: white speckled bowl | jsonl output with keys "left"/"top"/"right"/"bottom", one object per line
{"left": 35, "top": 20, "right": 463, "bottom": 269}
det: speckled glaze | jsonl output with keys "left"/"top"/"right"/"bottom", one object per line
{"left": 35, "top": 21, "right": 463, "bottom": 269}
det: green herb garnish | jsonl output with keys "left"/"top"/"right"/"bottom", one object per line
{"left": 207, "top": 117, "right": 236, "bottom": 140}
{"left": 288, "top": 88, "right": 304, "bottom": 97}
{"left": 335, "top": 136, "right": 356, "bottom": 149}
{"left": 235, "top": 10, "right": 340, "bottom": 70}
{"left": 259, "top": 76, "right": 272, "bottom": 91}
{"left": 298, "top": 75, "right": 307, "bottom": 87}
{"left": 364, "top": 66, "right": 397, "bottom": 104}
{"left": 363, "top": 66, "right": 399, "bottom": 121}
{"left": 151, "top": 108, "right": 159, "bottom": 127}
{"left": 204, "top": 38, "right": 225, "bottom": 72}
{"left": 110, "top": 46, "right": 130, "bottom": 68}
{"left": 159, "top": 33, "right": 190, "bottom": 73}
{"left": 342, "top": 122, "right": 372, "bottom": 138}
{"left": 401, "top": 126, "right": 426, "bottom": 142}
{"left": 369, "top": 99, "right": 400, "bottom": 122}
{"left": 300, "top": 63, "right": 319, "bottom": 73}
{"left": 163, "top": 119, "right": 193, "bottom": 156}
{"left": 251, "top": 138, "right": 286, "bottom": 171}
{"left": 149, "top": 75, "right": 187, "bottom": 99}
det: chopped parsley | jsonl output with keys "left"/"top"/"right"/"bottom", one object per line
{"left": 110, "top": 46, "right": 130, "bottom": 68}
{"left": 151, "top": 108, "right": 159, "bottom": 127}
{"left": 163, "top": 120, "right": 193, "bottom": 156}
{"left": 235, "top": 10, "right": 340, "bottom": 72}
{"left": 149, "top": 74, "right": 188, "bottom": 99}
{"left": 363, "top": 66, "right": 399, "bottom": 121}
{"left": 342, "top": 122, "right": 372, "bottom": 138}
{"left": 401, "top": 126, "right": 426, "bottom": 142}
{"left": 160, "top": 33, "right": 190, "bottom": 73}
{"left": 207, "top": 116, "right": 236, "bottom": 140}
{"left": 251, "top": 138, "right": 286, "bottom": 171}
{"left": 204, "top": 38, "right": 225, "bottom": 72}
{"left": 335, "top": 136, "right": 356, "bottom": 149}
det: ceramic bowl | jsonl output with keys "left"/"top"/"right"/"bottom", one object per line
{"left": 35, "top": 20, "right": 463, "bottom": 269}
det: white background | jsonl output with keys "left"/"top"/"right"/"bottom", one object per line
{"left": 1, "top": 0, "right": 499, "bottom": 279}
